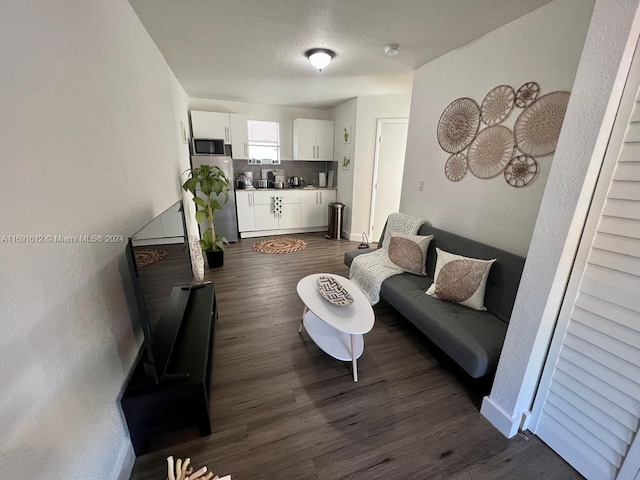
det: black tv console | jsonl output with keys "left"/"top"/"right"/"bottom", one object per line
{"left": 121, "top": 283, "right": 217, "bottom": 455}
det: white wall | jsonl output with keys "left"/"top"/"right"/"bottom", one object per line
{"left": 330, "top": 98, "right": 358, "bottom": 235}
{"left": 483, "top": 0, "right": 640, "bottom": 438}
{"left": 400, "top": 0, "right": 594, "bottom": 256}
{"left": 0, "top": 1, "right": 191, "bottom": 478}
{"left": 349, "top": 94, "right": 412, "bottom": 239}
{"left": 188, "top": 97, "right": 329, "bottom": 161}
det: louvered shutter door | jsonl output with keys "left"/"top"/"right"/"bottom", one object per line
{"left": 530, "top": 48, "right": 640, "bottom": 480}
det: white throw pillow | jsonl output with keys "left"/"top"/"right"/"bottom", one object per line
{"left": 426, "top": 248, "right": 495, "bottom": 311}
{"left": 384, "top": 232, "right": 433, "bottom": 276}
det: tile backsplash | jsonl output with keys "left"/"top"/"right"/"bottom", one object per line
{"left": 233, "top": 160, "right": 338, "bottom": 188}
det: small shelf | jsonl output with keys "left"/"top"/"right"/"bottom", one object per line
{"left": 303, "top": 311, "right": 364, "bottom": 361}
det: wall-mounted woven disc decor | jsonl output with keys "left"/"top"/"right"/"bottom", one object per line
{"left": 445, "top": 152, "right": 468, "bottom": 182}
{"left": 437, "top": 97, "right": 481, "bottom": 153}
{"left": 514, "top": 82, "right": 540, "bottom": 108}
{"left": 504, "top": 155, "right": 538, "bottom": 187}
{"left": 467, "top": 125, "right": 514, "bottom": 179}
{"left": 437, "top": 82, "right": 570, "bottom": 188}
{"left": 480, "top": 85, "right": 515, "bottom": 126}
{"left": 514, "top": 91, "right": 570, "bottom": 157}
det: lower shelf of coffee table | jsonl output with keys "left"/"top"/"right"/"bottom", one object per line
{"left": 303, "top": 311, "right": 364, "bottom": 361}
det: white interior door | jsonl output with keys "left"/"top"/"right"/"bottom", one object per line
{"left": 529, "top": 36, "right": 640, "bottom": 480}
{"left": 369, "top": 119, "right": 409, "bottom": 242}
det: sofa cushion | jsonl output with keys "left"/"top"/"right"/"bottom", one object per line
{"left": 385, "top": 233, "right": 433, "bottom": 275}
{"left": 426, "top": 248, "right": 496, "bottom": 311}
{"left": 416, "top": 225, "right": 525, "bottom": 323}
{"left": 381, "top": 274, "right": 508, "bottom": 378}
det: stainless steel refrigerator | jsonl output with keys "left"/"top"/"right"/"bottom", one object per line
{"left": 190, "top": 155, "right": 238, "bottom": 243}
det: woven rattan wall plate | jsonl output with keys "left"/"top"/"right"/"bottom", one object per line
{"left": 480, "top": 85, "right": 515, "bottom": 126}
{"left": 467, "top": 125, "right": 515, "bottom": 179}
{"left": 437, "top": 97, "right": 481, "bottom": 153}
{"left": 514, "top": 91, "right": 570, "bottom": 156}
{"left": 504, "top": 155, "right": 538, "bottom": 187}
{"left": 514, "top": 82, "right": 540, "bottom": 108}
{"left": 445, "top": 153, "right": 468, "bottom": 182}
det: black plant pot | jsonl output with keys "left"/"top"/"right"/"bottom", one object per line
{"left": 205, "top": 249, "right": 224, "bottom": 269}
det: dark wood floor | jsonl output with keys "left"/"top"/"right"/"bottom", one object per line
{"left": 129, "top": 233, "right": 581, "bottom": 480}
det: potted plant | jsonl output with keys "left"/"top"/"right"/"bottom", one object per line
{"left": 182, "top": 165, "right": 230, "bottom": 268}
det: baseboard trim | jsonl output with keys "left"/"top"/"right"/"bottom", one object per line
{"left": 114, "top": 440, "right": 136, "bottom": 480}
{"left": 240, "top": 227, "right": 326, "bottom": 238}
{"left": 480, "top": 396, "right": 521, "bottom": 438}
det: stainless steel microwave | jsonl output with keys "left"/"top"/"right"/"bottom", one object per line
{"left": 192, "top": 138, "right": 226, "bottom": 156}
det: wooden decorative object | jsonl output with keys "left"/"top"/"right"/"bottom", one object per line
{"left": 514, "top": 91, "right": 570, "bottom": 156}
{"left": 445, "top": 152, "right": 468, "bottom": 182}
{"left": 467, "top": 125, "right": 515, "bottom": 178}
{"left": 480, "top": 85, "right": 515, "bottom": 126}
{"left": 504, "top": 155, "right": 538, "bottom": 187}
{"left": 437, "top": 97, "right": 481, "bottom": 153}
{"left": 515, "top": 82, "right": 540, "bottom": 108}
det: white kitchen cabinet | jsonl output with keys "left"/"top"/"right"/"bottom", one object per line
{"left": 315, "top": 120, "right": 335, "bottom": 161}
{"left": 300, "top": 189, "right": 336, "bottom": 227}
{"left": 244, "top": 190, "right": 301, "bottom": 232}
{"left": 190, "top": 111, "right": 231, "bottom": 143}
{"left": 293, "top": 119, "right": 316, "bottom": 160}
{"left": 229, "top": 113, "right": 249, "bottom": 160}
{"left": 235, "top": 191, "right": 255, "bottom": 232}
{"left": 254, "top": 204, "right": 279, "bottom": 230}
{"left": 293, "top": 119, "right": 334, "bottom": 160}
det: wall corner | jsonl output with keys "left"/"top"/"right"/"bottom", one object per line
{"left": 480, "top": 396, "right": 522, "bottom": 438}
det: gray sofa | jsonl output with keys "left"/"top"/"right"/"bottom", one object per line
{"left": 345, "top": 223, "right": 525, "bottom": 378}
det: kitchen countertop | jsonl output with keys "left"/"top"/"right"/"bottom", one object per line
{"left": 237, "top": 187, "right": 337, "bottom": 192}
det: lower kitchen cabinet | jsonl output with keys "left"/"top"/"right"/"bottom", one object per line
{"left": 236, "top": 190, "right": 256, "bottom": 231}
{"left": 301, "top": 189, "right": 336, "bottom": 227}
{"left": 254, "top": 204, "right": 279, "bottom": 230}
{"left": 236, "top": 189, "right": 336, "bottom": 237}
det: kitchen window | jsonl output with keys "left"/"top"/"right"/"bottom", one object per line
{"left": 247, "top": 120, "right": 280, "bottom": 164}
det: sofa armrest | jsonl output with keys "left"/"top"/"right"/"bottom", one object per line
{"left": 344, "top": 248, "right": 377, "bottom": 267}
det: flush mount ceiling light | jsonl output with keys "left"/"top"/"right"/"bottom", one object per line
{"left": 306, "top": 48, "right": 335, "bottom": 72}
{"left": 384, "top": 44, "right": 400, "bottom": 56}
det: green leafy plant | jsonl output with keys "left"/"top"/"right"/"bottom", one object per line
{"left": 182, "top": 165, "right": 230, "bottom": 252}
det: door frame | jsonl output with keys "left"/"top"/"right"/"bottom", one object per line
{"left": 528, "top": 33, "right": 640, "bottom": 480}
{"left": 368, "top": 118, "right": 409, "bottom": 240}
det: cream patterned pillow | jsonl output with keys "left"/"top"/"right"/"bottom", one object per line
{"left": 384, "top": 232, "right": 434, "bottom": 276}
{"left": 426, "top": 248, "right": 496, "bottom": 311}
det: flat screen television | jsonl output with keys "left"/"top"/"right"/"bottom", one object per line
{"left": 125, "top": 200, "right": 194, "bottom": 385}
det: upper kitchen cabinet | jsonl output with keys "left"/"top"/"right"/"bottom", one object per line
{"left": 191, "top": 111, "right": 249, "bottom": 160}
{"left": 229, "top": 113, "right": 249, "bottom": 160}
{"left": 190, "top": 111, "right": 231, "bottom": 143}
{"left": 293, "top": 119, "right": 334, "bottom": 161}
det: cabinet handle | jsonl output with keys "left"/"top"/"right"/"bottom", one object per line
{"left": 320, "top": 191, "right": 322, "bottom": 203}
{"left": 317, "top": 145, "right": 320, "bottom": 159}
{"left": 244, "top": 142, "right": 248, "bottom": 157}
{"left": 313, "top": 145, "right": 316, "bottom": 159}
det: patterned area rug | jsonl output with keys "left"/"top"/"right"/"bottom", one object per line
{"left": 134, "top": 248, "right": 168, "bottom": 267}
{"left": 252, "top": 237, "right": 307, "bottom": 254}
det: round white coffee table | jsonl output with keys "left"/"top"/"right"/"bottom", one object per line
{"left": 296, "top": 273, "right": 374, "bottom": 382}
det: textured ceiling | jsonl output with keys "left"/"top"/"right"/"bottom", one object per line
{"left": 130, "top": 0, "right": 554, "bottom": 109}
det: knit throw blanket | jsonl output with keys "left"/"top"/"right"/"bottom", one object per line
{"left": 349, "top": 213, "right": 426, "bottom": 305}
